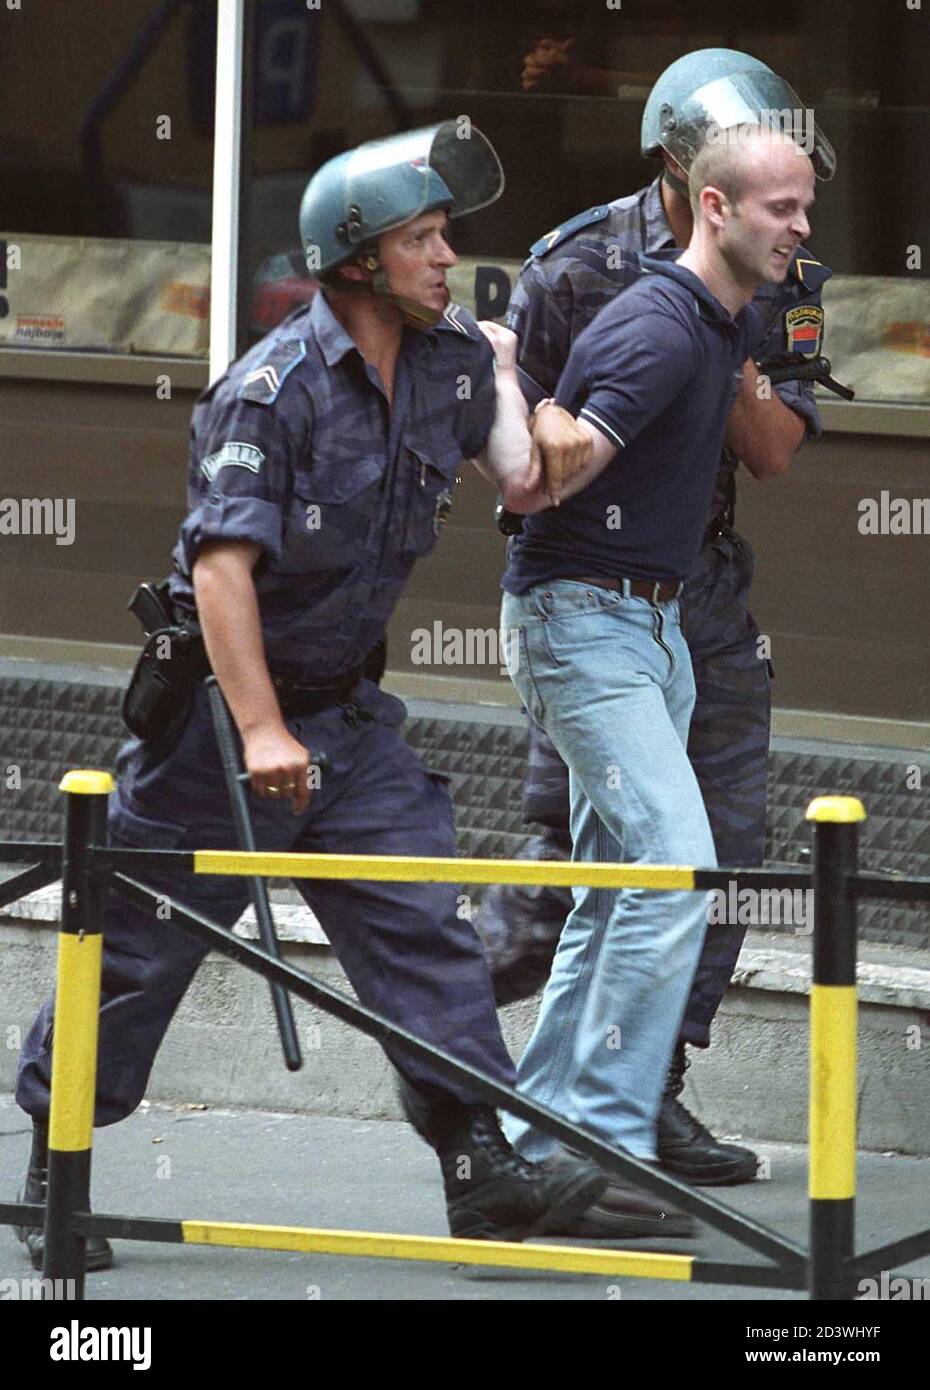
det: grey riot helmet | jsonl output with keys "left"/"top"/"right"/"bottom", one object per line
{"left": 641, "top": 49, "right": 836, "bottom": 191}
{"left": 299, "top": 120, "right": 504, "bottom": 325}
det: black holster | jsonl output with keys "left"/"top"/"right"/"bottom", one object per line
{"left": 122, "top": 579, "right": 387, "bottom": 742}
{"left": 122, "top": 581, "right": 209, "bottom": 741}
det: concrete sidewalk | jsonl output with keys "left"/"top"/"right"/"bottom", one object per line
{"left": 2, "top": 1094, "right": 928, "bottom": 1302}
{"left": 6, "top": 911, "right": 930, "bottom": 1155}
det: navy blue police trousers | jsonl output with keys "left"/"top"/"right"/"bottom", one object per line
{"left": 16, "top": 680, "right": 515, "bottom": 1126}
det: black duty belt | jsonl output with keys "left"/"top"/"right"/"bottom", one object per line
{"left": 270, "top": 663, "right": 368, "bottom": 719}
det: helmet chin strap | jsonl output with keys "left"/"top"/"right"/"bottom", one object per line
{"left": 334, "top": 251, "right": 445, "bottom": 329}
{"left": 371, "top": 266, "right": 445, "bottom": 329}
{"left": 662, "top": 164, "right": 690, "bottom": 201}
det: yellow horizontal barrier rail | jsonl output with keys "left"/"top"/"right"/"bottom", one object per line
{"left": 180, "top": 1219, "right": 694, "bottom": 1280}
{"left": 193, "top": 849, "right": 697, "bottom": 890}
{"left": 38, "top": 773, "right": 912, "bottom": 1301}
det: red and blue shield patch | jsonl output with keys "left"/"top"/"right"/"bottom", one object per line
{"left": 784, "top": 304, "right": 825, "bottom": 357}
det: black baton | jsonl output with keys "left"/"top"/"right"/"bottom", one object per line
{"left": 205, "top": 676, "right": 302, "bottom": 1072}
{"left": 756, "top": 352, "right": 855, "bottom": 400}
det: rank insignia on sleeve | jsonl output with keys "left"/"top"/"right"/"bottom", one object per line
{"left": 441, "top": 303, "right": 471, "bottom": 336}
{"left": 784, "top": 304, "right": 824, "bottom": 356}
{"left": 238, "top": 338, "right": 307, "bottom": 403}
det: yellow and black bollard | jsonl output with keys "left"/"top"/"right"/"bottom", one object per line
{"left": 806, "top": 795, "right": 865, "bottom": 1302}
{"left": 43, "top": 769, "right": 113, "bottom": 1299}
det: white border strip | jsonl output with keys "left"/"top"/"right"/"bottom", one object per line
{"left": 579, "top": 406, "right": 625, "bottom": 449}
{"left": 209, "top": 0, "right": 245, "bottom": 384}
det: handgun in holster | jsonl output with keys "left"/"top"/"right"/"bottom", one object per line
{"left": 122, "top": 579, "right": 210, "bottom": 741}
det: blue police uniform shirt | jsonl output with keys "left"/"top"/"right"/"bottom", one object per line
{"left": 502, "top": 252, "right": 764, "bottom": 592}
{"left": 169, "top": 291, "right": 495, "bottom": 683}
{"left": 507, "top": 175, "right": 831, "bottom": 522}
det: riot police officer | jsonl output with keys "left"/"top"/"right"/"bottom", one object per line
{"left": 14, "top": 121, "right": 609, "bottom": 1271}
{"left": 472, "top": 50, "right": 838, "bottom": 1198}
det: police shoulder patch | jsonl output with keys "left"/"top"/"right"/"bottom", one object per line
{"left": 201, "top": 441, "right": 265, "bottom": 482}
{"left": 238, "top": 337, "right": 307, "bottom": 404}
{"left": 784, "top": 303, "right": 825, "bottom": 357}
{"left": 788, "top": 251, "right": 833, "bottom": 291}
{"left": 530, "top": 205, "right": 611, "bottom": 259}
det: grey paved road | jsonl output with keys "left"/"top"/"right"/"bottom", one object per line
{"left": 2, "top": 1094, "right": 927, "bottom": 1305}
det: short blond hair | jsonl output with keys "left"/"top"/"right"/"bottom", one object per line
{"left": 688, "top": 124, "right": 801, "bottom": 217}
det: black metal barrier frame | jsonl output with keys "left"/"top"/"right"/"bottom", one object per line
{"left": 2, "top": 776, "right": 929, "bottom": 1299}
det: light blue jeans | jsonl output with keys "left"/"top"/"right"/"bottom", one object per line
{"left": 500, "top": 580, "right": 716, "bottom": 1159}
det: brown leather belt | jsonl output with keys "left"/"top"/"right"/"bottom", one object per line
{"left": 568, "top": 576, "right": 683, "bottom": 603}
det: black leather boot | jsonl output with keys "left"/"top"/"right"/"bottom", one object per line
{"left": 437, "top": 1104, "right": 608, "bottom": 1241}
{"left": 657, "top": 1043, "right": 758, "bottom": 1186}
{"left": 398, "top": 1083, "right": 606, "bottom": 1241}
{"left": 14, "top": 1121, "right": 114, "bottom": 1272}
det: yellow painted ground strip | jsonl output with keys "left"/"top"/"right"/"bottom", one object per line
{"left": 809, "top": 984, "right": 857, "bottom": 1199}
{"left": 48, "top": 933, "right": 103, "bottom": 1152}
{"left": 180, "top": 1220, "right": 694, "bottom": 1279}
{"left": 194, "top": 850, "right": 695, "bottom": 891}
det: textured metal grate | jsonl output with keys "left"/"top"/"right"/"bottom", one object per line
{"left": 0, "top": 669, "right": 127, "bottom": 844}
{"left": 1, "top": 665, "right": 927, "bottom": 949}
{"left": 765, "top": 746, "right": 930, "bottom": 947}
{"left": 404, "top": 715, "right": 930, "bottom": 951}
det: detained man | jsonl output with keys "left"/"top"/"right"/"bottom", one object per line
{"left": 480, "top": 128, "right": 817, "bottom": 1200}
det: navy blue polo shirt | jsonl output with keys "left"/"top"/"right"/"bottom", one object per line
{"left": 502, "top": 252, "right": 764, "bottom": 591}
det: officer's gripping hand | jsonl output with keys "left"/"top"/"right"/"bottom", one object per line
{"left": 531, "top": 402, "right": 593, "bottom": 507}
{"left": 477, "top": 319, "right": 518, "bottom": 370}
{"left": 243, "top": 723, "right": 312, "bottom": 815}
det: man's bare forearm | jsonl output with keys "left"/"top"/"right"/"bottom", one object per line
{"left": 474, "top": 324, "right": 599, "bottom": 508}
{"left": 477, "top": 365, "right": 536, "bottom": 502}
{"left": 192, "top": 541, "right": 284, "bottom": 738}
{"left": 487, "top": 405, "right": 617, "bottom": 514}
{"left": 478, "top": 366, "right": 601, "bottom": 511}
{"left": 726, "top": 360, "right": 805, "bottom": 478}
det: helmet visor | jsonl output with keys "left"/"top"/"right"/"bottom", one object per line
{"left": 660, "top": 72, "right": 836, "bottom": 181}
{"left": 342, "top": 121, "right": 504, "bottom": 246}
{"left": 427, "top": 119, "right": 505, "bottom": 218}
